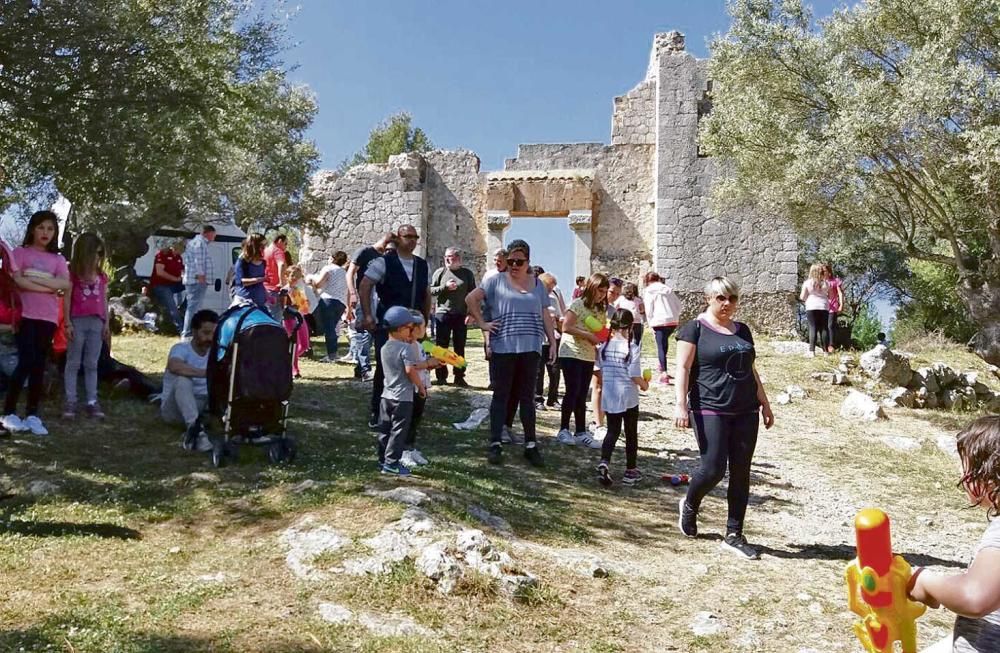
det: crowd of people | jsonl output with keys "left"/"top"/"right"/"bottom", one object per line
{"left": 2, "top": 212, "right": 999, "bottom": 648}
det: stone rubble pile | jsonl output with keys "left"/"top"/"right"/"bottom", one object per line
{"left": 858, "top": 345, "right": 1000, "bottom": 412}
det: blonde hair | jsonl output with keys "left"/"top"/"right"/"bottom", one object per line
{"left": 538, "top": 272, "right": 557, "bottom": 289}
{"left": 285, "top": 264, "right": 304, "bottom": 283}
{"left": 703, "top": 276, "right": 740, "bottom": 298}
{"left": 808, "top": 263, "right": 828, "bottom": 289}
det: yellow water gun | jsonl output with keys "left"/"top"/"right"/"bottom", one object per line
{"left": 845, "top": 508, "right": 926, "bottom": 653}
{"left": 421, "top": 340, "right": 466, "bottom": 368}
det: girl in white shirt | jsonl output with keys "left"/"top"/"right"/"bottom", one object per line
{"left": 799, "top": 263, "right": 830, "bottom": 357}
{"left": 614, "top": 282, "right": 645, "bottom": 345}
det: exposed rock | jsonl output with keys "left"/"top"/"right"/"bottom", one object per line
{"left": 467, "top": 504, "right": 513, "bottom": 533}
{"left": 911, "top": 367, "right": 940, "bottom": 393}
{"left": 840, "top": 390, "right": 887, "bottom": 422}
{"left": 769, "top": 341, "right": 811, "bottom": 355}
{"left": 940, "top": 389, "right": 966, "bottom": 412}
{"left": 415, "top": 540, "right": 462, "bottom": 594}
{"left": 988, "top": 364, "right": 1000, "bottom": 380}
{"left": 859, "top": 345, "right": 913, "bottom": 387}
{"left": 364, "top": 487, "right": 430, "bottom": 506}
{"left": 184, "top": 472, "right": 221, "bottom": 485}
{"left": 27, "top": 480, "right": 59, "bottom": 497}
{"left": 290, "top": 479, "right": 327, "bottom": 494}
{"left": 775, "top": 392, "right": 792, "bottom": 405}
{"left": 840, "top": 354, "right": 857, "bottom": 368}
{"left": 503, "top": 573, "right": 539, "bottom": 599}
{"left": 985, "top": 393, "right": 1000, "bottom": 413}
{"left": 936, "top": 434, "right": 958, "bottom": 458}
{"left": 280, "top": 516, "right": 348, "bottom": 581}
{"left": 878, "top": 436, "right": 921, "bottom": 453}
{"left": 960, "top": 371, "right": 980, "bottom": 387}
{"left": 785, "top": 385, "right": 807, "bottom": 399}
{"left": 883, "top": 387, "right": 916, "bottom": 409}
{"left": 317, "top": 602, "right": 354, "bottom": 625}
{"left": 691, "top": 611, "right": 726, "bottom": 636}
{"left": 931, "top": 362, "right": 958, "bottom": 387}
{"left": 810, "top": 372, "right": 834, "bottom": 383}
{"left": 833, "top": 372, "right": 849, "bottom": 386}
{"left": 356, "top": 611, "right": 435, "bottom": 638}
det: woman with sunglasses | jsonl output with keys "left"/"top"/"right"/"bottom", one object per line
{"left": 674, "top": 276, "right": 774, "bottom": 561}
{"left": 466, "top": 239, "right": 557, "bottom": 466}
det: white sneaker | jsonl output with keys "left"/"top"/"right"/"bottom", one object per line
{"left": 574, "top": 431, "right": 602, "bottom": 449}
{"left": 409, "top": 449, "right": 429, "bottom": 465}
{"left": 592, "top": 425, "right": 608, "bottom": 440}
{"left": 556, "top": 428, "right": 576, "bottom": 445}
{"left": 23, "top": 415, "right": 49, "bottom": 436}
{"left": 2, "top": 414, "right": 27, "bottom": 432}
{"left": 500, "top": 426, "right": 512, "bottom": 444}
{"left": 400, "top": 450, "right": 419, "bottom": 468}
{"left": 195, "top": 433, "right": 213, "bottom": 453}
{"left": 337, "top": 354, "right": 355, "bottom": 364}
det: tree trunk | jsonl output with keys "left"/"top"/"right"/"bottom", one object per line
{"left": 958, "top": 278, "right": 1000, "bottom": 365}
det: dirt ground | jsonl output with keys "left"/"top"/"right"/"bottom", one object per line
{"left": 0, "top": 331, "right": 995, "bottom": 652}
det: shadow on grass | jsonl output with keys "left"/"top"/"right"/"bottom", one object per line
{"left": 757, "top": 542, "right": 966, "bottom": 568}
{"left": 0, "top": 516, "right": 141, "bottom": 539}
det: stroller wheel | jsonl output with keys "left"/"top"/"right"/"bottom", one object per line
{"left": 211, "top": 442, "right": 227, "bottom": 468}
{"left": 268, "top": 441, "right": 285, "bottom": 465}
{"left": 283, "top": 437, "right": 297, "bottom": 463}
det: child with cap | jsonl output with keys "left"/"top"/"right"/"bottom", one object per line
{"left": 400, "top": 309, "right": 439, "bottom": 467}
{"left": 377, "top": 306, "right": 427, "bottom": 476}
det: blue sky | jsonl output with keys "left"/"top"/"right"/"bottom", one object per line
{"left": 287, "top": 0, "right": 842, "bottom": 170}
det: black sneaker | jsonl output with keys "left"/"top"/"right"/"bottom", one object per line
{"left": 453, "top": 378, "right": 469, "bottom": 388}
{"left": 368, "top": 417, "right": 380, "bottom": 431}
{"left": 182, "top": 418, "right": 202, "bottom": 451}
{"left": 431, "top": 378, "right": 447, "bottom": 386}
{"left": 721, "top": 533, "right": 760, "bottom": 560}
{"left": 596, "top": 462, "right": 613, "bottom": 488}
{"left": 523, "top": 445, "right": 543, "bottom": 467}
{"left": 487, "top": 444, "right": 503, "bottom": 465}
{"left": 678, "top": 498, "right": 698, "bottom": 538}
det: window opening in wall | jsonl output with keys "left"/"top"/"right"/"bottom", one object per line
{"left": 504, "top": 217, "right": 575, "bottom": 294}
{"left": 697, "top": 79, "right": 714, "bottom": 158}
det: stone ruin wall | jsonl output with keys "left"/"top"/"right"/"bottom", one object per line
{"left": 302, "top": 30, "right": 798, "bottom": 333}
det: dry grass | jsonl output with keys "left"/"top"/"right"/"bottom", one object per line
{"left": 0, "top": 330, "right": 993, "bottom": 651}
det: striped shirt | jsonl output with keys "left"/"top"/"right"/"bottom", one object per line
{"left": 594, "top": 338, "right": 642, "bottom": 414}
{"left": 481, "top": 272, "right": 548, "bottom": 355}
{"left": 181, "top": 234, "right": 214, "bottom": 285}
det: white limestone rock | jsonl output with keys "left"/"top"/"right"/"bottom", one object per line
{"left": 860, "top": 345, "right": 913, "bottom": 387}
{"left": 840, "top": 390, "right": 888, "bottom": 422}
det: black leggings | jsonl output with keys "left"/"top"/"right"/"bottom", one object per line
{"left": 489, "top": 352, "right": 539, "bottom": 445}
{"left": 535, "top": 343, "right": 560, "bottom": 404}
{"left": 684, "top": 412, "right": 760, "bottom": 535}
{"left": 806, "top": 309, "right": 829, "bottom": 352}
{"left": 559, "top": 357, "right": 594, "bottom": 433}
{"left": 827, "top": 311, "right": 838, "bottom": 350}
{"left": 5, "top": 318, "right": 57, "bottom": 417}
{"left": 600, "top": 405, "right": 639, "bottom": 468}
{"left": 653, "top": 325, "right": 675, "bottom": 372}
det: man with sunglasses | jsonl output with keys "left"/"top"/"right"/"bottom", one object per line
{"left": 359, "top": 224, "right": 431, "bottom": 430}
{"left": 430, "top": 247, "right": 476, "bottom": 387}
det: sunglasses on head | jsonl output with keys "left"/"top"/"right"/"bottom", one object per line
{"left": 506, "top": 257, "right": 528, "bottom": 267}
{"left": 715, "top": 294, "right": 739, "bottom": 303}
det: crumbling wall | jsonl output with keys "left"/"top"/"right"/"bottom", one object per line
{"left": 423, "top": 150, "right": 487, "bottom": 276}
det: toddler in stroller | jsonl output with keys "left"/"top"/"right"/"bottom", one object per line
{"left": 205, "top": 302, "right": 302, "bottom": 467}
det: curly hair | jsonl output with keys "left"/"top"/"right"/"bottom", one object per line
{"left": 956, "top": 415, "right": 1000, "bottom": 518}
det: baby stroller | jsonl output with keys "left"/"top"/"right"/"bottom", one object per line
{"left": 206, "top": 302, "right": 302, "bottom": 467}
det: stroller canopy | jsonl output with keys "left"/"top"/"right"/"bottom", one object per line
{"left": 215, "top": 303, "right": 281, "bottom": 360}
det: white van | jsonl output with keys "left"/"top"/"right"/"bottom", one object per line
{"left": 134, "top": 222, "right": 247, "bottom": 314}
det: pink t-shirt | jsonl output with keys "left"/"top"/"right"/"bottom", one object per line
{"left": 13, "top": 247, "right": 69, "bottom": 324}
{"left": 70, "top": 271, "right": 108, "bottom": 320}
{"left": 828, "top": 277, "right": 842, "bottom": 312}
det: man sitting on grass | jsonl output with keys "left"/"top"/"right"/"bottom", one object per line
{"left": 161, "top": 309, "right": 217, "bottom": 452}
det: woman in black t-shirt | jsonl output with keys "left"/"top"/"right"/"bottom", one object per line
{"left": 674, "top": 276, "right": 774, "bottom": 560}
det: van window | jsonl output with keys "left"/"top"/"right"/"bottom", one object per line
{"left": 231, "top": 247, "right": 240, "bottom": 264}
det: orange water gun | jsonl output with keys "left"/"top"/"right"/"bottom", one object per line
{"left": 582, "top": 315, "right": 610, "bottom": 342}
{"left": 421, "top": 340, "right": 466, "bottom": 368}
{"left": 845, "top": 508, "right": 926, "bottom": 653}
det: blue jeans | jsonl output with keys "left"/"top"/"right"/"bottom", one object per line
{"left": 150, "top": 284, "right": 183, "bottom": 333}
{"left": 182, "top": 283, "right": 207, "bottom": 338}
{"left": 317, "top": 298, "right": 346, "bottom": 359}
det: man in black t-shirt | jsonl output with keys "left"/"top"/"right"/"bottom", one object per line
{"left": 345, "top": 232, "right": 397, "bottom": 379}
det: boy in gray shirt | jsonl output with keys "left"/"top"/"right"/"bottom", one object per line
{"left": 377, "top": 306, "right": 426, "bottom": 476}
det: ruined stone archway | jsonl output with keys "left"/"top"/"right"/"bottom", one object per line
{"left": 484, "top": 169, "right": 596, "bottom": 278}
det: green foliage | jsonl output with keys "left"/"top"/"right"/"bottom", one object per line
{"left": 0, "top": 0, "right": 320, "bottom": 247}
{"left": 851, "top": 303, "right": 884, "bottom": 350}
{"left": 342, "top": 112, "right": 432, "bottom": 170}
{"left": 892, "top": 259, "right": 978, "bottom": 344}
{"left": 702, "top": 0, "right": 1000, "bottom": 335}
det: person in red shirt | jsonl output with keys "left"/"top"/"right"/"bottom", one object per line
{"left": 263, "top": 234, "right": 288, "bottom": 319}
{"left": 149, "top": 241, "right": 185, "bottom": 333}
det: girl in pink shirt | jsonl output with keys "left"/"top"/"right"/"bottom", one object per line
{"left": 63, "top": 233, "right": 109, "bottom": 419}
{"left": 3, "top": 211, "right": 71, "bottom": 436}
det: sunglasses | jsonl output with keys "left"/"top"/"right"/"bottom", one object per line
{"left": 506, "top": 258, "right": 528, "bottom": 267}
{"left": 715, "top": 294, "right": 739, "bottom": 303}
